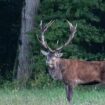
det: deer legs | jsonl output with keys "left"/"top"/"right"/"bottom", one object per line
{"left": 65, "top": 85, "right": 73, "bottom": 103}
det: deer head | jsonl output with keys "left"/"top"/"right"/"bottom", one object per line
{"left": 37, "top": 20, "right": 77, "bottom": 80}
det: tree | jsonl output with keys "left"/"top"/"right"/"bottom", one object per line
{"left": 16, "top": 0, "right": 40, "bottom": 88}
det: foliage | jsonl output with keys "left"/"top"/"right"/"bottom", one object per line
{"left": 30, "top": 0, "right": 105, "bottom": 87}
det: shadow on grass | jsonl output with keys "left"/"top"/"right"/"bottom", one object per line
{"left": 75, "top": 84, "right": 105, "bottom": 92}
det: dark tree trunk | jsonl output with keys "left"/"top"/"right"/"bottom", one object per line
{"left": 17, "top": 0, "right": 40, "bottom": 88}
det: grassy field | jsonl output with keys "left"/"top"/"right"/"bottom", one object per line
{"left": 0, "top": 85, "right": 105, "bottom": 105}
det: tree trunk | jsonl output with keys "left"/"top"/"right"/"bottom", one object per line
{"left": 17, "top": 0, "right": 40, "bottom": 88}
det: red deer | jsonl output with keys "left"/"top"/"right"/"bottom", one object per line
{"left": 37, "top": 20, "right": 105, "bottom": 103}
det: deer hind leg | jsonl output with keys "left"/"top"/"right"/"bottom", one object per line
{"left": 65, "top": 85, "right": 73, "bottom": 103}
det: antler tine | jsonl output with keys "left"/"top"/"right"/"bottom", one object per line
{"left": 39, "top": 20, "right": 43, "bottom": 31}
{"left": 38, "top": 20, "right": 55, "bottom": 52}
{"left": 67, "top": 20, "right": 77, "bottom": 33}
{"left": 37, "top": 20, "right": 47, "bottom": 49}
{"left": 39, "top": 20, "right": 55, "bottom": 33}
{"left": 44, "top": 20, "right": 55, "bottom": 32}
{"left": 36, "top": 34, "right": 48, "bottom": 49}
{"left": 56, "top": 20, "right": 77, "bottom": 51}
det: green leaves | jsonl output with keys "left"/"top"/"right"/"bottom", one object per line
{"left": 30, "top": 0, "right": 105, "bottom": 87}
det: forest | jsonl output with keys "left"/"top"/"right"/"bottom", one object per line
{"left": 0, "top": 0, "right": 105, "bottom": 105}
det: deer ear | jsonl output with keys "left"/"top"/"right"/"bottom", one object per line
{"left": 41, "top": 50, "right": 48, "bottom": 56}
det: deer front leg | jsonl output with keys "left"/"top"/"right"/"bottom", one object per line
{"left": 65, "top": 85, "right": 73, "bottom": 103}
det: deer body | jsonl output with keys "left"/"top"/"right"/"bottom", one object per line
{"left": 47, "top": 58, "right": 105, "bottom": 102}
{"left": 37, "top": 20, "right": 105, "bottom": 103}
{"left": 51, "top": 59, "right": 105, "bottom": 85}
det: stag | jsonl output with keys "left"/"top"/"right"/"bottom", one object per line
{"left": 37, "top": 20, "right": 105, "bottom": 103}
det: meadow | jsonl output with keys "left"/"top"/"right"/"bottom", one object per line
{"left": 0, "top": 85, "right": 105, "bottom": 105}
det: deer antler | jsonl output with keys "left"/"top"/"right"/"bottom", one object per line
{"left": 37, "top": 20, "right": 55, "bottom": 52}
{"left": 56, "top": 20, "right": 77, "bottom": 51}
{"left": 37, "top": 20, "right": 77, "bottom": 52}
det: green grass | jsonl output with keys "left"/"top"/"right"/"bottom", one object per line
{"left": 0, "top": 85, "right": 105, "bottom": 105}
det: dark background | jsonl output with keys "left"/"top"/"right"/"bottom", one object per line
{"left": 0, "top": 0, "right": 23, "bottom": 80}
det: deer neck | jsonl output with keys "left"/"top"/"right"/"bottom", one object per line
{"left": 48, "top": 58, "right": 63, "bottom": 80}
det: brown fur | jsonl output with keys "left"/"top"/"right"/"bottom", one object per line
{"left": 58, "top": 59, "right": 105, "bottom": 87}
{"left": 52, "top": 58, "right": 105, "bottom": 102}
{"left": 41, "top": 51, "right": 105, "bottom": 102}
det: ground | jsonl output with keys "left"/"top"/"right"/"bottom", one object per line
{"left": 0, "top": 85, "right": 105, "bottom": 105}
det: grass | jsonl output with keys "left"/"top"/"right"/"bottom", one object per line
{"left": 0, "top": 85, "right": 105, "bottom": 105}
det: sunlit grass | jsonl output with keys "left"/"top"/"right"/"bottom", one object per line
{"left": 0, "top": 85, "right": 105, "bottom": 105}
